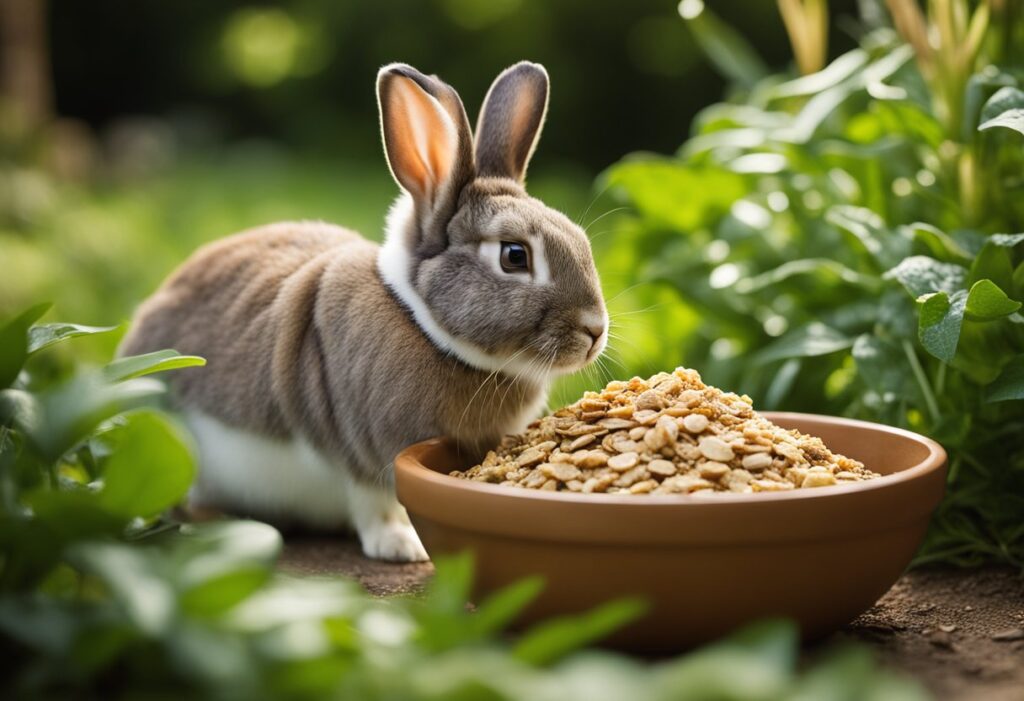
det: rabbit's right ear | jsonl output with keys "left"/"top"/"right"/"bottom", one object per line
{"left": 377, "top": 64, "right": 474, "bottom": 254}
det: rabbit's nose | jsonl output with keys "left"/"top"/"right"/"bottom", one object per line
{"left": 584, "top": 322, "right": 605, "bottom": 345}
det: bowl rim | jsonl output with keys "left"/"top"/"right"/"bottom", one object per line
{"left": 395, "top": 412, "right": 947, "bottom": 507}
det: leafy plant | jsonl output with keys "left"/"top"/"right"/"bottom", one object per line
{"left": 601, "top": 0, "right": 1024, "bottom": 566}
{"left": 0, "top": 307, "right": 928, "bottom": 698}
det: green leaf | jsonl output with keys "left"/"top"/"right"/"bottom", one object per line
{"left": 160, "top": 524, "right": 281, "bottom": 626}
{"left": 472, "top": 576, "right": 544, "bottom": 638}
{"left": 32, "top": 373, "right": 167, "bottom": 461}
{"left": 513, "top": 597, "right": 647, "bottom": 666}
{"left": 0, "top": 303, "right": 50, "bottom": 389}
{"left": 104, "top": 349, "right": 206, "bottom": 382}
{"left": 987, "top": 356, "right": 1024, "bottom": 402}
{"left": 826, "top": 205, "right": 909, "bottom": 269}
{"left": 604, "top": 159, "right": 746, "bottom": 232}
{"left": 978, "top": 86, "right": 1024, "bottom": 136}
{"left": 903, "top": 223, "right": 972, "bottom": 262}
{"left": 769, "top": 49, "right": 869, "bottom": 99}
{"left": 969, "top": 242, "right": 1015, "bottom": 292}
{"left": 752, "top": 324, "right": 854, "bottom": 365}
{"left": 679, "top": 1, "right": 767, "bottom": 88}
{"left": 70, "top": 542, "right": 176, "bottom": 636}
{"left": 28, "top": 323, "right": 118, "bottom": 355}
{"left": 965, "top": 280, "right": 1022, "bottom": 321}
{"left": 180, "top": 568, "right": 271, "bottom": 617}
{"left": 989, "top": 233, "right": 1024, "bottom": 248}
{"left": 918, "top": 290, "right": 967, "bottom": 363}
{"left": 99, "top": 411, "right": 195, "bottom": 518}
{"left": 885, "top": 256, "right": 968, "bottom": 297}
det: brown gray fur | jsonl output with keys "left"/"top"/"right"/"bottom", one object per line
{"left": 119, "top": 61, "right": 606, "bottom": 554}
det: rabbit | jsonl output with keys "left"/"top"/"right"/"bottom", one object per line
{"left": 118, "top": 61, "right": 608, "bottom": 562}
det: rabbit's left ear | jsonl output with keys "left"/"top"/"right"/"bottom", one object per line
{"left": 378, "top": 63, "right": 475, "bottom": 252}
{"left": 474, "top": 62, "right": 549, "bottom": 183}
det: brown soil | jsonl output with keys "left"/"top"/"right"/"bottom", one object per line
{"left": 278, "top": 536, "right": 1024, "bottom": 700}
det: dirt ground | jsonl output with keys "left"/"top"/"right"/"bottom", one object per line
{"left": 279, "top": 537, "right": 1024, "bottom": 701}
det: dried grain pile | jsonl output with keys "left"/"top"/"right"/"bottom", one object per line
{"left": 452, "top": 368, "right": 879, "bottom": 494}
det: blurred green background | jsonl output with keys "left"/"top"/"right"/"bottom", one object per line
{"left": 2, "top": 0, "right": 854, "bottom": 358}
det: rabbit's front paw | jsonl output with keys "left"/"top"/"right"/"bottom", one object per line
{"left": 359, "top": 520, "right": 429, "bottom": 562}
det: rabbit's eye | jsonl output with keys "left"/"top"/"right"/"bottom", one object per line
{"left": 500, "top": 242, "right": 530, "bottom": 273}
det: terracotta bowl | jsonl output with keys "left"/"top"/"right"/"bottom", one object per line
{"left": 395, "top": 412, "right": 946, "bottom": 651}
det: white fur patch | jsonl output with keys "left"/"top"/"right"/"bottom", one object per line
{"left": 378, "top": 195, "right": 550, "bottom": 379}
{"left": 183, "top": 409, "right": 427, "bottom": 562}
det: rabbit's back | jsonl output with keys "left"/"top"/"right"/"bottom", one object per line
{"left": 120, "top": 221, "right": 367, "bottom": 437}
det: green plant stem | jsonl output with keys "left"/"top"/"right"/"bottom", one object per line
{"left": 903, "top": 339, "right": 941, "bottom": 424}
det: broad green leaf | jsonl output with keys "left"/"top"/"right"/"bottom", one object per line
{"left": 0, "top": 303, "right": 50, "bottom": 389}
{"left": 604, "top": 159, "right": 745, "bottom": 232}
{"left": 70, "top": 542, "right": 175, "bottom": 636}
{"left": 753, "top": 324, "right": 854, "bottom": 365}
{"left": 104, "top": 349, "right": 206, "bottom": 382}
{"left": 734, "top": 258, "right": 879, "bottom": 294}
{"left": 32, "top": 374, "right": 166, "bottom": 461}
{"left": 175, "top": 520, "right": 282, "bottom": 591}
{"left": 768, "top": 49, "right": 869, "bottom": 99}
{"left": 969, "top": 242, "right": 1015, "bottom": 292}
{"left": 990, "top": 233, "right": 1024, "bottom": 247}
{"left": 679, "top": 0, "right": 767, "bottom": 88}
{"left": 423, "top": 551, "right": 475, "bottom": 616}
{"left": 28, "top": 323, "right": 118, "bottom": 355}
{"left": 978, "top": 86, "right": 1024, "bottom": 136}
{"left": 827, "top": 205, "right": 909, "bottom": 268}
{"left": 513, "top": 597, "right": 647, "bottom": 666}
{"left": 962, "top": 67, "right": 1017, "bottom": 142}
{"left": 852, "top": 334, "right": 916, "bottom": 397}
{"left": 180, "top": 568, "right": 271, "bottom": 617}
{"left": 987, "top": 356, "right": 1024, "bottom": 402}
{"left": 885, "top": 256, "right": 968, "bottom": 297}
{"left": 99, "top": 410, "right": 195, "bottom": 518}
{"left": 471, "top": 576, "right": 544, "bottom": 638}
{"left": 903, "top": 223, "right": 972, "bottom": 262}
{"left": 918, "top": 290, "right": 967, "bottom": 363}
{"left": 965, "top": 279, "right": 1021, "bottom": 321}
{"left": 762, "top": 359, "right": 801, "bottom": 410}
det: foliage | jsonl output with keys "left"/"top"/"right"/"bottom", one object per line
{"left": 601, "top": 0, "right": 1024, "bottom": 567}
{"left": 0, "top": 309, "right": 930, "bottom": 699}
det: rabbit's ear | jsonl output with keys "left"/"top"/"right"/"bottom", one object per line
{"left": 377, "top": 64, "right": 474, "bottom": 247}
{"left": 474, "top": 62, "right": 549, "bottom": 183}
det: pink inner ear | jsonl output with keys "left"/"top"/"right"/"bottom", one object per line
{"left": 387, "top": 76, "right": 456, "bottom": 202}
{"left": 507, "top": 90, "right": 539, "bottom": 174}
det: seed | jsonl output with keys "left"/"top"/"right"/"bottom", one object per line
{"left": 741, "top": 452, "right": 773, "bottom": 471}
{"left": 698, "top": 461, "right": 730, "bottom": 480}
{"left": 801, "top": 469, "right": 837, "bottom": 488}
{"left": 634, "top": 410, "right": 660, "bottom": 425}
{"left": 573, "top": 450, "right": 609, "bottom": 468}
{"left": 614, "top": 466, "right": 647, "bottom": 487}
{"left": 635, "top": 390, "right": 663, "bottom": 411}
{"left": 647, "top": 459, "right": 677, "bottom": 476}
{"left": 598, "top": 417, "right": 638, "bottom": 430}
{"left": 606, "top": 404, "right": 634, "bottom": 418}
{"left": 629, "top": 426, "right": 647, "bottom": 441}
{"left": 516, "top": 448, "right": 545, "bottom": 467}
{"left": 607, "top": 451, "right": 639, "bottom": 471}
{"left": 540, "top": 479, "right": 558, "bottom": 491}
{"left": 682, "top": 413, "right": 710, "bottom": 434}
{"left": 568, "top": 434, "right": 596, "bottom": 451}
{"left": 612, "top": 439, "right": 640, "bottom": 454}
{"left": 630, "top": 479, "right": 659, "bottom": 494}
{"left": 698, "top": 436, "right": 735, "bottom": 462}
{"left": 751, "top": 478, "right": 794, "bottom": 492}
{"left": 774, "top": 442, "right": 803, "bottom": 461}
{"left": 541, "top": 463, "right": 582, "bottom": 482}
